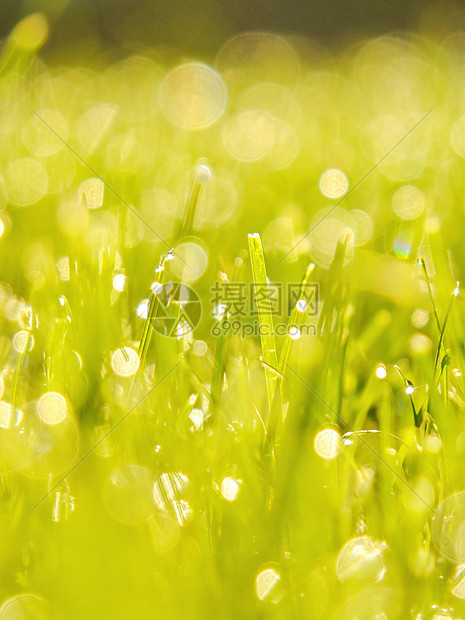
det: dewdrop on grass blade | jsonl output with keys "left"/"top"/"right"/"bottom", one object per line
{"left": 188, "top": 407, "right": 206, "bottom": 431}
{"left": 137, "top": 299, "right": 150, "bottom": 319}
{"left": 336, "top": 536, "right": 387, "bottom": 582}
{"left": 220, "top": 477, "right": 241, "bottom": 501}
{"left": 255, "top": 567, "right": 283, "bottom": 604}
{"left": 375, "top": 364, "right": 387, "bottom": 379}
{"left": 12, "top": 330, "right": 33, "bottom": 353}
{"left": 288, "top": 325, "right": 301, "bottom": 340}
{"left": 314, "top": 428, "right": 342, "bottom": 459}
{"left": 112, "top": 273, "right": 127, "bottom": 292}
{"left": 195, "top": 160, "right": 212, "bottom": 184}
{"left": 110, "top": 347, "right": 139, "bottom": 377}
{"left": 405, "top": 383, "right": 415, "bottom": 395}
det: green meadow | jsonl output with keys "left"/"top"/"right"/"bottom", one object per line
{"left": 1, "top": 13, "right": 465, "bottom": 619}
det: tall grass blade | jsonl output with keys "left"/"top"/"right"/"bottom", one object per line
{"left": 248, "top": 233, "right": 279, "bottom": 414}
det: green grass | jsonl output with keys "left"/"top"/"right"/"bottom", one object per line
{"left": 1, "top": 13, "right": 465, "bottom": 620}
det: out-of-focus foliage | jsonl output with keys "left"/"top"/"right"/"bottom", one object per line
{"left": 1, "top": 12, "right": 465, "bottom": 620}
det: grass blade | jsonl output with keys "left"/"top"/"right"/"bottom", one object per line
{"left": 248, "top": 233, "right": 279, "bottom": 414}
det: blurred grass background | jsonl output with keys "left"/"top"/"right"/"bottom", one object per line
{"left": 2, "top": 0, "right": 465, "bottom": 61}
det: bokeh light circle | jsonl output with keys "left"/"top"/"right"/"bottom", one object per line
{"left": 5, "top": 158, "right": 48, "bottom": 206}
{"left": 159, "top": 63, "right": 227, "bottom": 130}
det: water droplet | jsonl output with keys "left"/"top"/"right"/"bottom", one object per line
{"left": 212, "top": 303, "right": 227, "bottom": 321}
{"left": 151, "top": 281, "right": 163, "bottom": 295}
{"left": 220, "top": 477, "right": 241, "bottom": 501}
{"left": 188, "top": 407, "right": 205, "bottom": 430}
{"left": 375, "top": 364, "right": 387, "bottom": 379}
{"left": 336, "top": 536, "right": 387, "bottom": 582}
{"left": 12, "top": 330, "right": 33, "bottom": 353}
{"left": 195, "top": 162, "right": 211, "bottom": 184}
{"left": 314, "top": 428, "right": 342, "bottom": 459}
{"left": 112, "top": 273, "right": 127, "bottom": 292}
{"left": 137, "top": 299, "right": 150, "bottom": 319}
{"left": 288, "top": 325, "right": 301, "bottom": 340}
{"left": 296, "top": 299, "right": 307, "bottom": 313}
{"left": 110, "top": 347, "right": 139, "bottom": 377}
{"left": 356, "top": 515, "right": 366, "bottom": 535}
{"left": 255, "top": 567, "right": 283, "bottom": 603}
